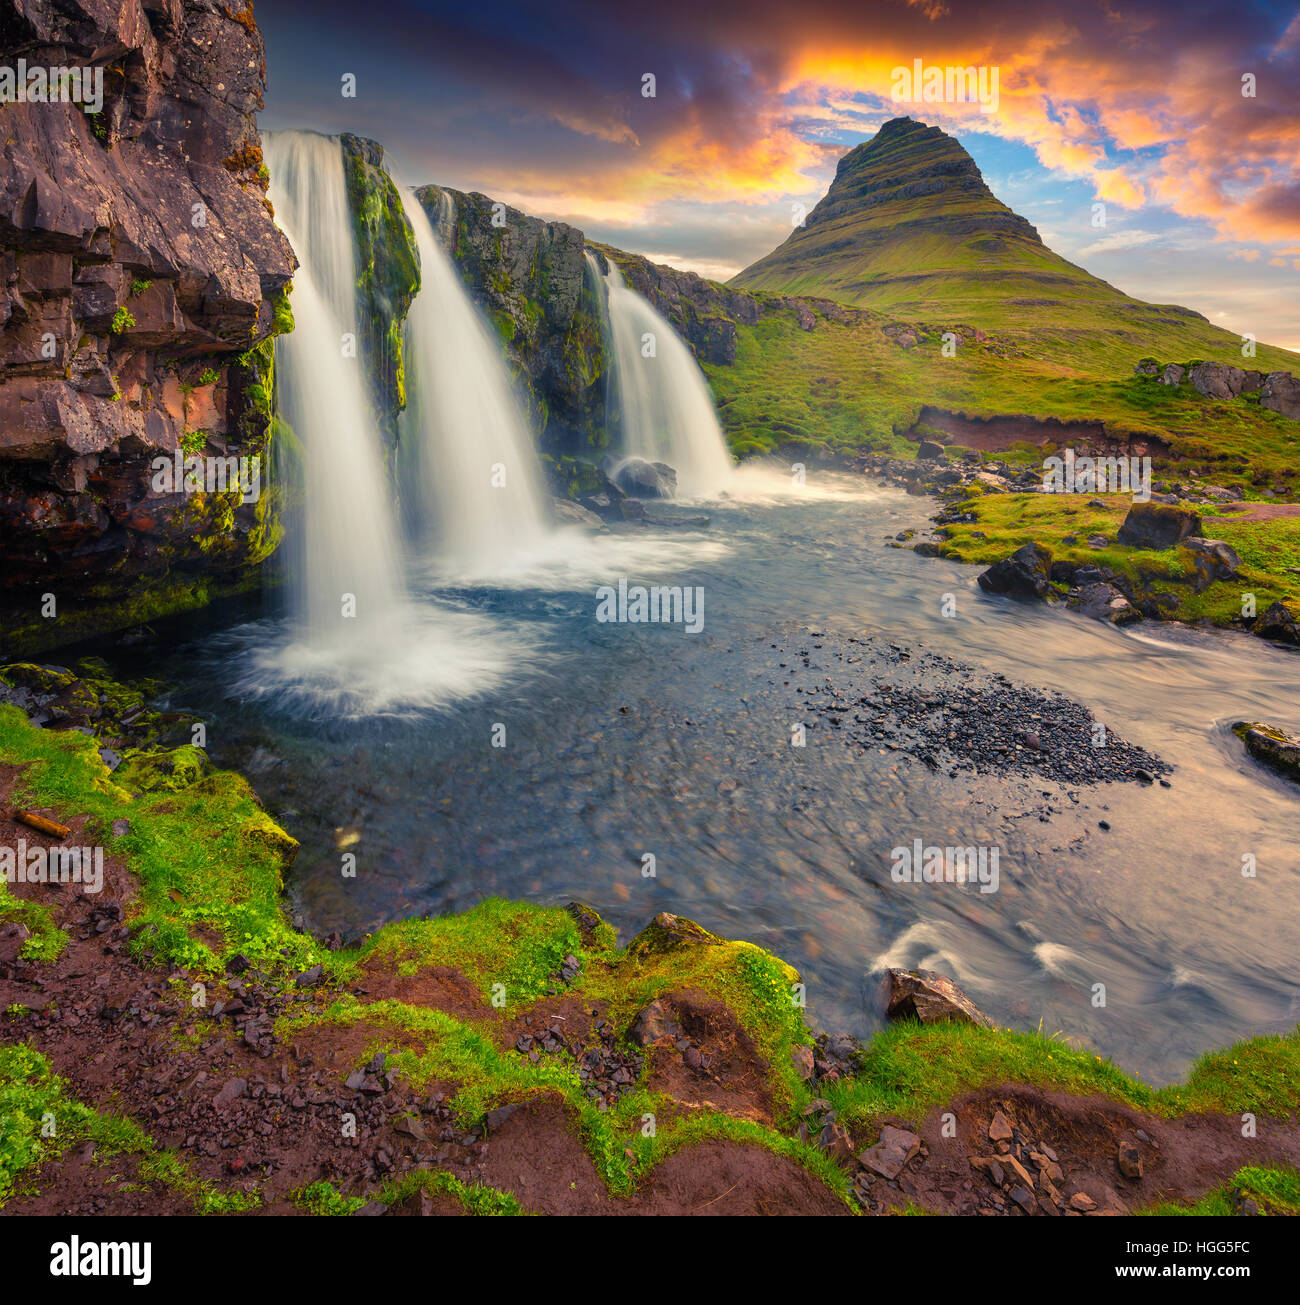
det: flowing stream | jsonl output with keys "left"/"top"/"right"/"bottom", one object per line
{"left": 118, "top": 468, "right": 1300, "bottom": 1085}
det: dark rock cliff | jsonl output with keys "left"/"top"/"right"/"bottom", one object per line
{"left": 0, "top": 0, "right": 294, "bottom": 654}
{"left": 415, "top": 184, "right": 608, "bottom": 469}
{"left": 414, "top": 184, "right": 845, "bottom": 489}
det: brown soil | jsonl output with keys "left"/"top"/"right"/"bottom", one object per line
{"left": 907, "top": 405, "right": 1169, "bottom": 457}
{"left": 640, "top": 989, "right": 774, "bottom": 1124}
{"left": 1206, "top": 502, "right": 1300, "bottom": 523}
{"left": 860, "top": 1085, "right": 1300, "bottom": 1215}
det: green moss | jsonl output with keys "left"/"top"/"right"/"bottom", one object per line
{"left": 271, "top": 286, "right": 294, "bottom": 337}
{"left": 0, "top": 704, "right": 311, "bottom": 976}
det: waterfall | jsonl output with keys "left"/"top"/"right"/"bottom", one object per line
{"left": 588, "top": 253, "right": 733, "bottom": 498}
{"left": 240, "top": 132, "right": 535, "bottom": 717}
{"left": 263, "top": 131, "right": 404, "bottom": 636}
{"left": 399, "top": 187, "right": 552, "bottom": 575}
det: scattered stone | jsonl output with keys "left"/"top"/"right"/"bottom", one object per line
{"left": 1116, "top": 1139, "right": 1143, "bottom": 1180}
{"left": 859, "top": 1125, "right": 921, "bottom": 1180}
{"left": 886, "top": 968, "right": 994, "bottom": 1028}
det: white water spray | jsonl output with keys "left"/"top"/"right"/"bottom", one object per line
{"left": 400, "top": 188, "right": 552, "bottom": 574}
{"left": 240, "top": 132, "right": 537, "bottom": 717}
{"left": 589, "top": 253, "right": 732, "bottom": 498}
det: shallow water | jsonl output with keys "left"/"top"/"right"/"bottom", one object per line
{"left": 136, "top": 468, "right": 1300, "bottom": 1084}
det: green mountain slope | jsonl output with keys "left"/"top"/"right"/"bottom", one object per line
{"left": 731, "top": 117, "right": 1294, "bottom": 375}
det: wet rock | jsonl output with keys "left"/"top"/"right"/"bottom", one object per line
{"left": 977, "top": 542, "right": 1053, "bottom": 599}
{"left": 886, "top": 968, "right": 994, "bottom": 1028}
{"left": 1116, "top": 502, "right": 1202, "bottom": 549}
{"left": 1069, "top": 582, "right": 1141, "bottom": 625}
{"left": 552, "top": 498, "right": 608, "bottom": 531}
{"left": 1233, "top": 722, "right": 1300, "bottom": 784}
{"left": 611, "top": 457, "right": 678, "bottom": 499}
{"left": 859, "top": 1125, "right": 921, "bottom": 1179}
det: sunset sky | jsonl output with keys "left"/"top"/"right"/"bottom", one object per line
{"left": 257, "top": 0, "right": 1300, "bottom": 350}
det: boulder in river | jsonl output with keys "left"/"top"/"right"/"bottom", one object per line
{"left": 977, "top": 542, "right": 1053, "bottom": 598}
{"left": 610, "top": 457, "right": 678, "bottom": 499}
{"left": 1253, "top": 600, "right": 1300, "bottom": 645}
{"left": 885, "top": 968, "right": 994, "bottom": 1028}
{"left": 1116, "top": 502, "right": 1202, "bottom": 549}
{"left": 1234, "top": 722, "right": 1300, "bottom": 783}
{"left": 1069, "top": 581, "right": 1141, "bottom": 625}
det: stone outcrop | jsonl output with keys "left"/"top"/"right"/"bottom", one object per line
{"left": 415, "top": 183, "right": 608, "bottom": 467}
{"left": 0, "top": 0, "right": 294, "bottom": 654}
{"left": 977, "top": 542, "right": 1053, "bottom": 598}
{"left": 1253, "top": 600, "right": 1300, "bottom": 645}
{"left": 1116, "top": 502, "right": 1202, "bottom": 549}
{"left": 1138, "top": 357, "right": 1300, "bottom": 420}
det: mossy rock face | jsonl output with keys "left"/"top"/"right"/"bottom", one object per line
{"left": 239, "top": 814, "right": 300, "bottom": 868}
{"left": 115, "top": 746, "right": 211, "bottom": 795}
{"left": 626, "top": 912, "right": 723, "bottom": 959}
{"left": 0, "top": 664, "right": 77, "bottom": 695}
{"left": 339, "top": 134, "right": 419, "bottom": 451}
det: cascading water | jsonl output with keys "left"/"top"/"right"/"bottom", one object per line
{"left": 399, "top": 188, "right": 552, "bottom": 576}
{"left": 588, "top": 252, "right": 733, "bottom": 498}
{"left": 234, "top": 131, "right": 535, "bottom": 717}
{"left": 264, "top": 130, "right": 404, "bottom": 634}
